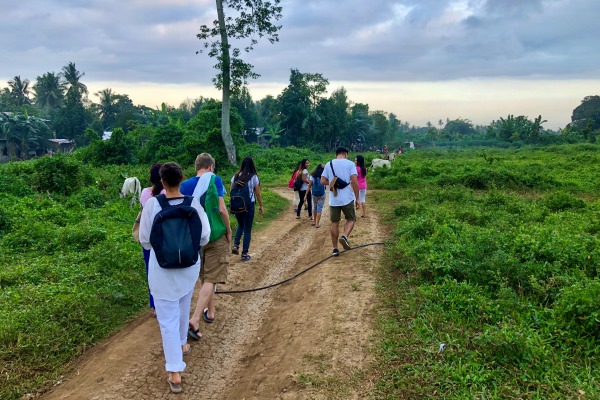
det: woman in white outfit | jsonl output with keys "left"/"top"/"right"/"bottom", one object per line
{"left": 139, "top": 162, "right": 210, "bottom": 393}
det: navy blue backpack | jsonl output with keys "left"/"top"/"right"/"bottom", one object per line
{"left": 311, "top": 176, "right": 326, "bottom": 197}
{"left": 150, "top": 195, "right": 203, "bottom": 269}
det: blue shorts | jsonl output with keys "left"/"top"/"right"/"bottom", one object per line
{"left": 313, "top": 195, "right": 325, "bottom": 213}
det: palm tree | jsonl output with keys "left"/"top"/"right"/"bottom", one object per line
{"left": 34, "top": 72, "right": 65, "bottom": 109}
{"left": 8, "top": 76, "right": 32, "bottom": 106}
{"left": 62, "top": 62, "right": 88, "bottom": 97}
{"left": 1, "top": 111, "right": 45, "bottom": 159}
{"left": 95, "top": 88, "right": 116, "bottom": 129}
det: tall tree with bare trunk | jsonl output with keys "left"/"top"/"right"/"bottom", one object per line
{"left": 197, "top": 0, "right": 282, "bottom": 165}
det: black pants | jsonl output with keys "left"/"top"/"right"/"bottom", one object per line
{"left": 297, "top": 190, "right": 312, "bottom": 217}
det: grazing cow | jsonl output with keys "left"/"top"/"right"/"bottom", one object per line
{"left": 120, "top": 177, "right": 141, "bottom": 206}
{"left": 370, "top": 158, "right": 391, "bottom": 169}
{"left": 387, "top": 153, "right": 396, "bottom": 162}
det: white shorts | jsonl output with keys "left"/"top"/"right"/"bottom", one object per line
{"left": 359, "top": 189, "right": 367, "bottom": 203}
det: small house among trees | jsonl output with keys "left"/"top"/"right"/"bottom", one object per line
{"left": 48, "top": 139, "right": 75, "bottom": 155}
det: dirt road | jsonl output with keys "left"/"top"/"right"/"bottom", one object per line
{"left": 42, "top": 188, "right": 385, "bottom": 400}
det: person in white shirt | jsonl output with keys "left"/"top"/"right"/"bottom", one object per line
{"left": 320, "top": 147, "right": 361, "bottom": 256}
{"left": 139, "top": 162, "right": 211, "bottom": 393}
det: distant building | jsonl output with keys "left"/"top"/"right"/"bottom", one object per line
{"left": 102, "top": 131, "right": 112, "bottom": 140}
{"left": 48, "top": 139, "right": 75, "bottom": 155}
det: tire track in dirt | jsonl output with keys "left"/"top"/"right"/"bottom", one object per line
{"left": 41, "top": 188, "right": 385, "bottom": 400}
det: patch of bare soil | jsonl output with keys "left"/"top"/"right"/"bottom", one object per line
{"left": 41, "top": 188, "right": 386, "bottom": 400}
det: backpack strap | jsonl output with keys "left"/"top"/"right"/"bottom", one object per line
{"left": 155, "top": 194, "right": 191, "bottom": 209}
{"left": 155, "top": 194, "right": 169, "bottom": 209}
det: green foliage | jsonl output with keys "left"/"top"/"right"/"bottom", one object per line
{"left": 553, "top": 279, "right": 600, "bottom": 340}
{"left": 571, "top": 95, "right": 600, "bottom": 131}
{"left": 0, "top": 153, "right": 292, "bottom": 399}
{"left": 79, "top": 127, "right": 135, "bottom": 165}
{"left": 540, "top": 191, "right": 587, "bottom": 212}
{"left": 31, "top": 154, "right": 91, "bottom": 195}
{"left": 372, "top": 144, "right": 600, "bottom": 399}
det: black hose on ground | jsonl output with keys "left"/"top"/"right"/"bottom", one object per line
{"left": 215, "top": 242, "right": 385, "bottom": 294}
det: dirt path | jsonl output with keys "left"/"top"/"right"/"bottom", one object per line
{"left": 42, "top": 188, "right": 385, "bottom": 400}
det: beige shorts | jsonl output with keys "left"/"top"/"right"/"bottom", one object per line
{"left": 201, "top": 234, "right": 229, "bottom": 284}
{"left": 330, "top": 201, "right": 356, "bottom": 222}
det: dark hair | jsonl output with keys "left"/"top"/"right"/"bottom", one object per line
{"left": 335, "top": 146, "right": 349, "bottom": 155}
{"left": 299, "top": 158, "right": 309, "bottom": 170}
{"left": 149, "top": 163, "right": 164, "bottom": 196}
{"left": 311, "top": 163, "right": 325, "bottom": 179}
{"left": 235, "top": 156, "right": 258, "bottom": 182}
{"left": 356, "top": 155, "right": 367, "bottom": 177}
{"left": 293, "top": 161, "right": 301, "bottom": 174}
{"left": 159, "top": 162, "right": 183, "bottom": 188}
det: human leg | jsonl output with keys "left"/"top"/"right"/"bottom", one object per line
{"left": 306, "top": 191, "right": 312, "bottom": 217}
{"left": 338, "top": 201, "right": 356, "bottom": 249}
{"left": 296, "top": 190, "right": 306, "bottom": 218}
{"left": 359, "top": 189, "right": 367, "bottom": 217}
{"left": 314, "top": 196, "right": 324, "bottom": 227}
{"left": 329, "top": 205, "right": 342, "bottom": 248}
{"left": 155, "top": 294, "right": 190, "bottom": 376}
{"left": 242, "top": 204, "right": 255, "bottom": 255}
{"left": 143, "top": 248, "right": 155, "bottom": 310}
{"left": 234, "top": 212, "right": 245, "bottom": 248}
{"left": 189, "top": 281, "right": 214, "bottom": 332}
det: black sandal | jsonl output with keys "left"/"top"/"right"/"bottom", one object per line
{"left": 232, "top": 245, "right": 239, "bottom": 255}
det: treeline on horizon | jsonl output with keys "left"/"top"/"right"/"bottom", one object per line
{"left": 2, "top": 62, "right": 600, "bottom": 166}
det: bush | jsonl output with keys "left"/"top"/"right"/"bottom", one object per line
{"left": 31, "top": 155, "right": 90, "bottom": 196}
{"left": 553, "top": 279, "right": 600, "bottom": 340}
{"left": 540, "top": 191, "right": 587, "bottom": 212}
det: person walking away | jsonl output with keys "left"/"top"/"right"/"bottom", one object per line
{"left": 288, "top": 162, "right": 301, "bottom": 212}
{"left": 230, "top": 156, "right": 263, "bottom": 261}
{"left": 306, "top": 163, "right": 326, "bottom": 228}
{"left": 321, "top": 147, "right": 360, "bottom": 256}
{"left": 139, "top": 162, "right": 211, "bottom": 393}
{"left": 355, "top": 155, "right": 368, "bottom": 218}
{"left": 139, "top": 163, "right": 166, "bottom": 317}
{"left": 296, "top": 159, "right": 312, "bottom": 220}
{"left": 180, "top": 153, "right": 232, "bottom": 341}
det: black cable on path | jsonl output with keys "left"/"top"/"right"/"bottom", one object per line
{"left": 215, "top": 242, "right": 385, "bottom": 295}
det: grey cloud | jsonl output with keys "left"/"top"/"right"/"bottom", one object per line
{"left": 1, "top": 0, "right": 599, "bottom": 89}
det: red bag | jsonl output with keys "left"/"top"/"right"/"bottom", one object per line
{"left": 287, "top": 171, "right": 298, "bottom": 188}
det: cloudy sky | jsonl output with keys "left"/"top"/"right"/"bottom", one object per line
{"left": 1, "top": 0, "right": 599, "bottom": 129}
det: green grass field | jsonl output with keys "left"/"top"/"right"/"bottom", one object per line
{"left": 369, "top": 144, "right": 599, "bottom": 399}
{"left": 1, "top": 144, "right": 598, "bottom": 399}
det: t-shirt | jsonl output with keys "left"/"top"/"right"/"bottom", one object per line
{"left": 140, "top": 187, "right": 167, "bottom": 207}
{"left": 322, "top": 158, "right": 357, "bottom": 206}
{"left": 230, "top": 174, "right": 260, "bottom": 203}
{"left": 180, "top": 175, "right": 226, "bottom": 197}
{"left": 356, "top": 166, "right": 367, "bottom": 190}
{"left": 301, "top": 169, "right": 309, "bottom": 191}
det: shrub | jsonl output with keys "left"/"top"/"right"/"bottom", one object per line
{"left": 67, "top": 187, "right": 108, "bottom": 209}
{"left": 31, "top": 155, "right": 89, "bottom": 196}
{"left": 540, "top": 191, "right": 587, "bottom": 212}
{"left": 553, "top": 279, "right": 600, "bottom": 340}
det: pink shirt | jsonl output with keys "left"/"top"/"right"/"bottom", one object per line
{"left": 140, "top": 187, "right": 167, "bottom": 207}
{"left": 356, "top": 166, "right": 367, "bottom": 190}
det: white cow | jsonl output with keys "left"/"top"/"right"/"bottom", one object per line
{"left": 387, "top": 153, "right": 396, "bottom": 162}
{"left": 120, "top": 177, "right": 141, "bottom": 206}
{"left": 370, "top": 158, "right": 391, "bottom": 169}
